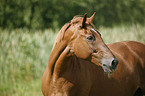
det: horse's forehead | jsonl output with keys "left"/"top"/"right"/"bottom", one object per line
{"left": 70, "top": 24, "right": 94, "bottom": 35}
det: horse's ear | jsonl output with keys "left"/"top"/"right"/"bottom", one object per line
{"left": 82, "top": 13, "right": 87, "bottom": 28}
{"left": 88, "top": 12, "right": 96, "bottom": 23}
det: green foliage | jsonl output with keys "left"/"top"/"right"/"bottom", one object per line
{"left": 0, "top": 0, "right": 145, "bottom": 29}
{"left": 0, "top": 24, "right": 145, "bottom": 95}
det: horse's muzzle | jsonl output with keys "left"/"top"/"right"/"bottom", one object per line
{"left": 102, "top": 57, "right": 119, "bottom": 73}
{"left": 111, "top": 58, "right": 119, "bottom": 70}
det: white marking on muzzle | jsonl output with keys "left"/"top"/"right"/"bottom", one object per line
{"left": 101, "top": 57, "right": 114, "bottom": 73}
{"left": 101, "top": 57, "right": 114, "bottom": 66}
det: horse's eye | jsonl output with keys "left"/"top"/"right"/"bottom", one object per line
{"left": 87, "top": 35, "right": 95, "bottom": 41}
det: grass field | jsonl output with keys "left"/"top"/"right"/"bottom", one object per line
{"left": 0, "top": 24, "right": 145, "bottom": 96}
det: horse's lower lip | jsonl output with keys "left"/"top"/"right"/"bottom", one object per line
{"left": 105, "top": 68, "right": 113, "bottom": 73}
{"left": 103, "top": 64, "right": 115, "bottom": 73}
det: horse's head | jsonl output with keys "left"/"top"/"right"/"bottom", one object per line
{"left": 56, "top": 13, "right": 118, "bottom": 73}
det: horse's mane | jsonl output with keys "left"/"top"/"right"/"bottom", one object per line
{"left": 53, "top": 16, "right": 84, "bottom": 46}
{"left": 71, "top": 16, "right": 83, "bottom": 24}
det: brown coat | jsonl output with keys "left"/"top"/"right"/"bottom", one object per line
{"left": 41, "top": 14, "right": 145, "bottom": 96}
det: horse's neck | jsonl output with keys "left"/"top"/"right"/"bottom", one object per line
{"left": 47, "top": 39, "right": 70, "bottom": 79}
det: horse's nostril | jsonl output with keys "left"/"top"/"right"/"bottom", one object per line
{"left": 93, "top": 50, "right": 97, "bottom": 53}
{"left": 111, "top": 58, "right": 119, "bottom": 69}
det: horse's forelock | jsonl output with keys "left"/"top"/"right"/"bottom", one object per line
{"left": 71, "top": 16, "right": 82, "bottom": 24}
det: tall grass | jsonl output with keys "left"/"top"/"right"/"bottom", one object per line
{"left": 0, "top": 29, "right": 57, "bottom": 96}
{"left": 0, "top": 24, "right": 145, "bottom": 96}
{"left": 100, "top": 24, "right": 145, "bottom": 44}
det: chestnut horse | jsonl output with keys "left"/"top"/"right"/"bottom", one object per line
{"left": 41, "top": 13, "right": 145, "bottom": 96}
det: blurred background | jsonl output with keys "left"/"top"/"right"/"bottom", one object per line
{"left": 0, "top": 0, "right": 145, "bottom": 29}
{"left": 0, "top": 0, "right": 145, "bottom": 96}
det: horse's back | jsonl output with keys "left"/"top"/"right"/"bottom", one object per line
{"left": 108, "top": 41, "right": 145, "bottom": 66}
{"left": 108, "top": 41, "right": 145, "bottom": 95}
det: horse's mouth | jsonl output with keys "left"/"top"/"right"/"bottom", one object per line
{"left": 102, "top": 64, "right": 116, "bottom": 73}
{"left": 91, "top": 53, "right": 118, "bottom": 73}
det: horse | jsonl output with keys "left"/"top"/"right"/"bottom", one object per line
{"left": 41, "top": 13, "right": 145, "bottom": 96}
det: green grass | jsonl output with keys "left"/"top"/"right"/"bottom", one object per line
{"left": 99, "top": 23, "right": 145, "bottom": 44}
{"left": 0, "top": 24, "right": 145, "bottom": 96}
{"left": 0, "top": 29, "right": 57, "bottom": 96}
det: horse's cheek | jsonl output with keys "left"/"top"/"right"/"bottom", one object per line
{"left": 73, "top": 40, "right": 90, "bottom": 59}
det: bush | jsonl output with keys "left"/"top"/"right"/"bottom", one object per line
{"left": 0, "top": 0, "right": 145, "bottom": 29}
